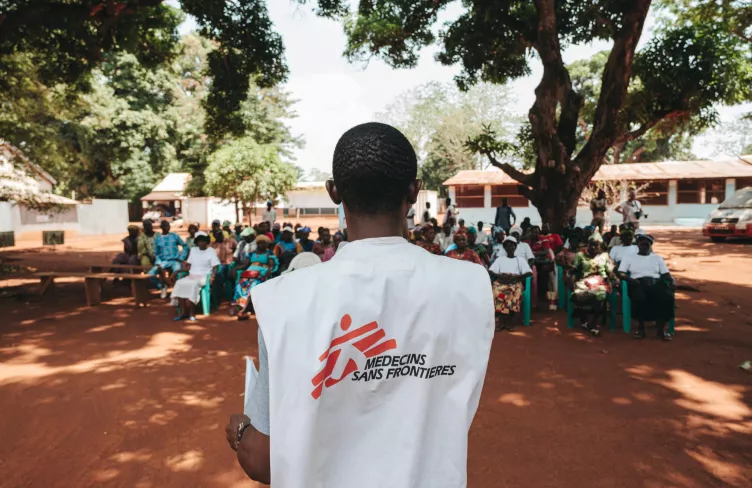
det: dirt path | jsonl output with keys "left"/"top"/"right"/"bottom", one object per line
{"left": 1, "top": 230, "right": 750, "bottom": 487}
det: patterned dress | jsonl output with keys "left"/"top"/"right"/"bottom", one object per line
{"left": 445, "top": 248, "right": 483, "bottom": 266}
{"left": 570, "top": 251, "right": 614, "bottom": 311}
{"left": 493, "top": 281, "right": 523, "bottom": 315}
{"left": 233, "top": 251, "right": 279, "bottom": 311}
{"left": 417, "top": 239, "right": 442, "bottom": 255}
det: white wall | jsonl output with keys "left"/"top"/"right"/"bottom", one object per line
{"left": 286, "top": 189, "right": 336, "bottom": 209}
{"left": 449, "top": 178, "right": 748, "bottom": 228}
{"left": 182, "top": 197, "right": 209, "bottom": 226}
{"left": 77, "top": 199, "right": 129, "bottom": 235}
{"left": 0, "top": 201, "right": 13, "bottom": 232}
{"left": 207, "top": 198, "right": 237, "bottom": 224}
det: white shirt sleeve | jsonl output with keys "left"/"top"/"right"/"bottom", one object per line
{"left": 489, "top": 258, "right": 503, "bottom": 274}
{"left": 186, "top": 247, "right": 197, "bottom": 265}
{"left": 518, "top": 257, "right": 532, "bottom": 274}
{"left": 617, "top": 254, "right": 631, "bottom": 274}
{"left": 656, "top": 255, "right": 669, "bottom": 275}
{"left": 208, "top": 247, "right": 221, "bottom": 268}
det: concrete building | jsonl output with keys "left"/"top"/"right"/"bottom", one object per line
{"left": 0, "top": 140, "right": 128, "bottom": 239}
{"left": 443, "top": 158, "right": 752, "bottom": 226}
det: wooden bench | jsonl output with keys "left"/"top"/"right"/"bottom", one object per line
{"left": 34, "top": 272, "right": 153, "bottom": 307}
{"left": 88, "top": 263, "right": 152, "bottom": 274}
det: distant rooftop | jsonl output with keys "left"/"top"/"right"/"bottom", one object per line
{"left": 444, "top": 158, "right": 752, "bottom": 186}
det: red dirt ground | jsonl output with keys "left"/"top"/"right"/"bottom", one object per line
{"left": 1, "top": 228, "right": 751, "bottom": 488}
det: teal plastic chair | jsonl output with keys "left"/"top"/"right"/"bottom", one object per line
{"left": 176, "top": 272, "right": 213, "bottom": 316}
{"left": 620, "top": 279, "right": 675, "bottom": 334}
{"left": 522, "top": 275, "right": 532, "bottom": 326}
{"left": 557, "top": 265, "right": 567, "bottom": 310}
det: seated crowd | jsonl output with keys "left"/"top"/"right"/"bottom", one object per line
{"left": 116, "top": 215, "right": 675, "bottom": 338}
{"left": 410, "top": 218, "right": 675, "bottom": 340}
{"left": 115, "top": 218, "right": 346, "bottom": 321}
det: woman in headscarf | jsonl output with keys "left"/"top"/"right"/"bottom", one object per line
{"left": 184, "top": 223, "right": 199, "bottom": 252}
{"left": 570, "top": 234, "right": 615, "bottom": 336}
{"left": 313, "top": 228, "right": 335, "bottom": 262}
{"left": 274, "top": 225, "right": 304, "bottom": 273}
{"left": 466, "top": 226, "right": 491, "bottom": 267}
{"left": 445, "top": 231, "right": 483, "bottom": 266}
{"left": 416, "top": 225, "right": 442, "bottom": 255}
{"left": 171, "top": 232, "right": 219, "bottom": 321}
{"left": 529, "top": 226, "right": 558, "bottom": 310}
{"left": 489, "top": 236, "right": 532, "bottom": 331}
{"left": 234, "top": 235, "right": 279, "bottom": 318}
{"left": 618, "top": 234, "right": 675, "bottom": 341}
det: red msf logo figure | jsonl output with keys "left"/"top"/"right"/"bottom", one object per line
{"left": 311, "top": 314, "right": 397, "bottom": 400}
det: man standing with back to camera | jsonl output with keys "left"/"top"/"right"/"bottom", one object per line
{"left": 225, "top": 122, "right": 494, "bottom": 487}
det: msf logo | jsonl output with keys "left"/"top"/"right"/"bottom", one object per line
{"left": 311, "top": 314, "right": 397, "bottom": 400}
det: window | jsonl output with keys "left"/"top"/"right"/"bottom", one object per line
{"left": 677, "top": 180, "right": 702, "bottom": 204}
{"left": 677, "top": 179, "right": 726, "bottom": 204}
{"left": 455, "top": 185, "right": 485, "bottom": 208}
{"left": 705, "top": 179, "right": 726, "bottom": 204}
{"left": 736, "top": 177, "right": 752, "bottom": 191}
{"left": 491, "top": 185, "right": 528, "bottom": 207}
{"left": 639, "top": 181, "right": 669, "bottom": 206}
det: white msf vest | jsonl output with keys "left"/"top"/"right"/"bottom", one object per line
{"left": 253, "top": 237, "right": 494, "bottom": 488}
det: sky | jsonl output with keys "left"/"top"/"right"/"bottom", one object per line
{"left": 176, "top": 1, "right": 751, "bottom": 173}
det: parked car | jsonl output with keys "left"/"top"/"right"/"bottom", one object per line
{"left": 702, "top": 187, "right": 752, "bottom": 242}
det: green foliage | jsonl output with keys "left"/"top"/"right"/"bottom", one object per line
{"left": 567, "top": 50, "right": 702, "bottom": 164}
{"left": 203, "top": 137, "right": 297, "bottom": 205}
{"left": 0, "top": 1, "right": 288, "bottom": 136}
{"left": 2, "top": 33, "right": 301, "bottom": 205}
{"left": 376, "top": 82, "right": 522, "bottom": 190}
{"left": 315, "top": 0, "right": 752, "bottom": 227}
{"left": 703, "top": 115, "right": 752, "bottom": 157}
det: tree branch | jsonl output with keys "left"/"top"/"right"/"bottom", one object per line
{"left": 0, "top": 1, "right": 164, "bottom": 42}
{"left": 486, "top": 153, "right": 534, "bottom": 187}
{"left": 612, "top": 109, "right": 687, "bottom": 146}
{"left": 577, "top": 0, "right": 652, "bottom": 169}
{"left": 528, "top": 0, "right": 581, "bottom": 164}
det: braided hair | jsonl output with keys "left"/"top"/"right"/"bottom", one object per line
{"left": 332, "top": 122, "right": 417, "bottom": 214}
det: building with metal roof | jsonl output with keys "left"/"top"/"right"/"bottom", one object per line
{"left": 443, "top": 158, "right": 752, "bottom": 226}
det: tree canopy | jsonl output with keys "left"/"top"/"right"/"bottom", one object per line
{"left": 377, "top": 81, "right": 522, "bottom": 194}
{"left": 1, "top": 32, "right": 302, "bottom": 209}
{"left": 0, "top": 0, "right": 287, "bottom": 136}
{"left": 314, "top": 0, "right": 752, "bottom": 228}
{"left": 204, "top": 136, "right": 297, "bottom": 221}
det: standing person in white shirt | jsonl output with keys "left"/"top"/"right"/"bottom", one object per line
{"left": 489, "top": 236, "right": 532, "bottom": 331}
{"left": 443, "top": 197, "right": 458, "bottom": 224}
{"left": 421, "top": 201, "right": 432, "bottom": 224}
{"left": 224, "top": 122, "right": 494, "bottom": 487}
{"left": 617, "top": 190, "right": 643, "bottom": 229}
{"left": 618, "top": 234, "right": 676, "bottom": 341}
{"left": 262, "top": 201, "right": 277, "bottom": 226}
{"left": 405, "top": 205, "right": 416, "bottom": 230}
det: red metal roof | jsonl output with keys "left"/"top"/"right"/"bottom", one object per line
{"left": 443, "top": 159, "right": 752, "bottom": 186}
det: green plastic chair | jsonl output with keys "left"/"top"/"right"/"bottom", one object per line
{"left": 557, "top": 265, "right": 567, "bottom": 310}
{"left": 620, "top": 279, "right": 675, "bottom": 334}
{"left": 522, "top": 275, "right": 532, "bottom": 326}
{"left": 175, "top": 272, "right": 213, "bottom": 316}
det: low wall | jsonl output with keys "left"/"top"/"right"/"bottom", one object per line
{"left": 77, "top": 199, "right": 129, "bottom": 235}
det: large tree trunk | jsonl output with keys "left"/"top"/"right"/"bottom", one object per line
{"left": 476, "top": 1, "right": 652, "bottom": 232}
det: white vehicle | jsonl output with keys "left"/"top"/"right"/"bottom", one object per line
{"left": 702, "top": 187, "right": 752, "bottom": 242}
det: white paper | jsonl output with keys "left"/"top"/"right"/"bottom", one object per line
{"left": 243, "top": 356, "right": 258, "bottom": 417}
